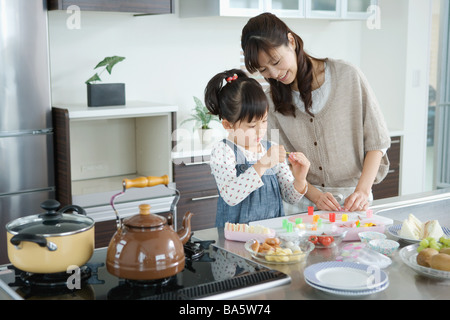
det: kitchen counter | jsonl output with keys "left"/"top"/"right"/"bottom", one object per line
{"left": 193, "top": 189, "right": 450, "bottom": 300}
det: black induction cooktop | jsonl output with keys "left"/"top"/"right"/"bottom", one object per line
{"left": 0, "top": 237, "right": 290, "bottom": 300}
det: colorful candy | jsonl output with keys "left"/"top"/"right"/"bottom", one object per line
{"left": 329, "top": 212, "right": 336, "bottom": 222}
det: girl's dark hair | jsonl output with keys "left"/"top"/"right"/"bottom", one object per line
{"left": 204, "top": 69, "right": 268, "bottom": 124}
{"left": 241, "top": 12, "right": 323, "bottom": 117}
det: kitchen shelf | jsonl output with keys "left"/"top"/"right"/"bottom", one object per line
{"left": 55, "top": 101, "right": 178, "bottom": 121}
{"left": 52, "top": 101, "right": 177, "bottom": 209}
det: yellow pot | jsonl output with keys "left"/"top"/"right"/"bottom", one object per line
{"left": 5, "top": 200, "right": 95, "bottom": 274}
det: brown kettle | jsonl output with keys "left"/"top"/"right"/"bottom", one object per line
{"left": 106, "top": 175, "right": 193, "bottom": 280}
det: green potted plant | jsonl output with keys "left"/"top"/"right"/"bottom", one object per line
{"left": 181, "top": 96, "right": 221, "bottom": 145}
{"left": 85, "top": 56, "right": 125, "bottom": 107}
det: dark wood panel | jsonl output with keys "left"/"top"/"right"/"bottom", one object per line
{"left": 174, "top": 158, "right": 217, "bottom": 194}
{"left": 94, "top": 219, "right": 116, "bottom": 248}
{"left": 373, "top": 169, "right": 400, "bottom": 200}
{"left": 177, "top": 190, "right": 218, "bottom": 231}
{"left": 372, "top": 136, "right": 402, "bottom": 200}
{"left": 52, "top": 107, "right": 72, "bottom": 207}
{"left": 388, "top": 136, "right": 401, "bottom": 169}
{"left": 48, "top": 0, "right": 174, "bottom": 14}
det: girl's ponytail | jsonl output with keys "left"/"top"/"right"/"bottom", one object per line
{"left": 204, "top": 71, "right": 227, "bottom": 119}
{"left": 204, "top": 69, "right": 267, "bottom": 124}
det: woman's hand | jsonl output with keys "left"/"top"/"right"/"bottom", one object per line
{"left": 344, "top": 190, "right": 370, "bottom": 212}
{"left": 314, "top": 192, "right": 342, "bottom": 211}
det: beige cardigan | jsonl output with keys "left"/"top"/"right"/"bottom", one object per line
{"left": 266, "top": 58, "right": 391, "bottom": 189}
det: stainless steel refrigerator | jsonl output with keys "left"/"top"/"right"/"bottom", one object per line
{"left": 0, "top": 0, "right": 55, "bottom": 264}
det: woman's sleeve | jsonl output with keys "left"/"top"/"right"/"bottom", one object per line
{"left": 357, "top": 67, "right": 391, "bottom": 183}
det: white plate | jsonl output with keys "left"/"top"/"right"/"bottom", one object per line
{"left": 304, "top": 261, "right": 388, "bottom": 292}
{"left": 388, "top": 224, "right": 450, "bottom": 244}
{"left": 305, "top": 278, "right": 389, "bottom": 297}
{"left": 399, "top": 243, "right": 450, "bottom": 281}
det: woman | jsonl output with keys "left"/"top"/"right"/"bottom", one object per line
{"left": 241, "top": 12, "right": 391, "bottom": 212}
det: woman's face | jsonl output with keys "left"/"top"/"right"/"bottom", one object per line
{"left": 256, "top": 34, "right": 298, "bottom": 89}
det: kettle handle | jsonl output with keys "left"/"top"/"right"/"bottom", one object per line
{"left": 111, "top": 175, "right": 170, "bottom": 230}
{"left": 123, "top": 175, "right": 169, "bottom": 190}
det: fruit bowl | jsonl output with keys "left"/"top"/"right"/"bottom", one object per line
{"left": 400, "top": 243, "right": 450, "bottom": 280}
{"left": 245, "top": 239, "right": 314, "bottom": 264}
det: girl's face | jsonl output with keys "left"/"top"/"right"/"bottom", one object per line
{"left": 223, "top": 111, "right": 268, "bottom": 151}
{"left": 256, "top": 33, "right": 298, "bottom": 89}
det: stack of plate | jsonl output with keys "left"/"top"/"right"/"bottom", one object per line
{"left": 304, "top": 261, "right": 389, "bottom": 296}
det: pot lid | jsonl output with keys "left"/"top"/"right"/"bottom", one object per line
{"left": 123, "top": 204, "right": 166, "bottom": 228}
{"left": 5, "top": 200, "right": 94, "bottom": 236}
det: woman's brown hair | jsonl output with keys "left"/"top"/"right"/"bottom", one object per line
{"left": 241, "top": 12, "right": 321, "bottom": 117}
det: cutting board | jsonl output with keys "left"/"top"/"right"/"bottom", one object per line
{"left": 249, "top": 211, "right": 394, "bottom": 241}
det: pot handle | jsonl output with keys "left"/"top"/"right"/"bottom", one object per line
{"left": 10, "top": 234, "right": 57, "bottom": 251}
{"left": 59, "top": 204, "right": 87, "bottom": 216}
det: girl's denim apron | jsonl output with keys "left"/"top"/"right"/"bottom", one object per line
{"left": 215, "top": 139, "right": 285, "bottom": 227}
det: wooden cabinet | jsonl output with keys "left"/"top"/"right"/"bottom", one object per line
{"left": 47, "top": 0, "right": 174, "bottom": 14}
{"left": 174, "top": 156, "right": 218, "bottom": 231}
{"left": 372, "top": 136, "right": 402, "bottom": 200}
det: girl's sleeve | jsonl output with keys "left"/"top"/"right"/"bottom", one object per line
{"left": 210, "top": 143, "right": 264, "bottom": 206}
{"left": 276, "top": 161, "right": 305, "bottom": 204}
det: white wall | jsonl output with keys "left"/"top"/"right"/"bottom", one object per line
{"left": 361, "top": 0, "right": 432, "bottom": 195}
{"left": 47, "top": 0, "right": 433, "bottom": 196}
{"left": 47, "top": 1, "right": 363, "bottom": 130}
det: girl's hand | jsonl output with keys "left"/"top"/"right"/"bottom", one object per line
{"left": 253, "top": 145, "right": 286, "bottom": 177}
{"left": 288, "top": 152, "right": 310, "bottom": 181}
{"left": 261, "top": 145, "right": 286, "bottom": 168}
{"left": 288, "top": 152, "right": 310, "bottom": 195}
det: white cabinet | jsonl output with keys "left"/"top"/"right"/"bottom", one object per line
{"left": 343, "top": 0, "right": 378, "bottom": 19}
{"left": 180, "top": 0, "right": 375, "bottom": 19}
{"left": 180, "top": 0, "right": 304, "bottom": 18}
{"left": 268, "top": 0, "right": 305, "bottom": 18}
{"left": 305, "top": 0, "right": 341, "bottom": 18}
{"left": 305, "top": 0, "right": 378, "bottom": 19}
{"left": 220, "top": 0, "right": 265, "bottom": 17}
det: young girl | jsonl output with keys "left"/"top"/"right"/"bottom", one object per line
{"left": 204, "top": 69, "right": 310, "bottom": 227}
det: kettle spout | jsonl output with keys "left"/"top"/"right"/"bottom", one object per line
{"left": 177, "top": 211, "right": 193, "bottom": 245}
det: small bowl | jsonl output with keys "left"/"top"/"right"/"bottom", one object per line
{"left": 358, "top": 231, "right": 386, "bottom": 243}
{"left": 245, "top": 239, "right": 314, "bottom": 264}
{"left": 368, "top": 239, "right": 399, "bottom": 256}
{"left": 296, "top": 230, "right": 348, "bottom": 248}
